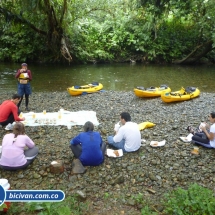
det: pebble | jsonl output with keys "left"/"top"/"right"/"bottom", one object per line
{"left": 149, "top": 173, "right": 157, "bottom": 181}
{"left": 72, "top": 159, "right": 86, "bottom": 174}
{"left": 76, "top": 190, "right": 86, "bottom": 199}
{"left": 17, "top": 174, "right": 24, "bottom": 179}
{"left": 33, "top": 173, "right": 41, "bottom": 179}
{"left": 113, "top": 175, "right": 124, "bottom": 185}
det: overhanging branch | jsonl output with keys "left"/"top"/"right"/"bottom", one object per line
{"left": 0, "top": 6, "right": 47, "bottom": 36}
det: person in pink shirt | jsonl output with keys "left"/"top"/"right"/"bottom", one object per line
{"left": 0, "top": 122, "right": 39, "bottom": 170}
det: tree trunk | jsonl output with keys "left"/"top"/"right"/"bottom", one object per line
{"left": 173, "top": 40, "right": 214, "bottom": 64}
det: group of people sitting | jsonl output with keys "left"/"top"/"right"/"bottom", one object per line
{"left": 0, "top": 92, "right": 215, "bottom": 171}
{"left": 70, "top": 112, "right": 141, "bottom": 166}
{"left": 0, "top": 95, "right": 141, "bottom": 170}
{"left": 0, "top": 94, "right": 38, "bottom": 170}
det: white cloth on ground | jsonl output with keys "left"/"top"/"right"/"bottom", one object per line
{"left": 22, "top": 110, "right": 99, "bottom": 127}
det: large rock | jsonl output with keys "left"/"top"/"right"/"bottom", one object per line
{"left": 50, "top": 160, "right": 64, "bottom": 174}
{"left": 72, "top": 159, "right": 86, "bottom": 174}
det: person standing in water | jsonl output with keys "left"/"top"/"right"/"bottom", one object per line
{"left": 15, "top": 63, "right": 32, "bottom": 111}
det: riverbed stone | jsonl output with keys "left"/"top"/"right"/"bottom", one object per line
{"left": 149, "top": 173, "right": 157, "bottom": 181}
{"left": 33, "top": 173, "right": 41, "bottom": 179}
{"left": 17, "top": 174, "right": 24, "bottom": 179}
{"left": 50, "top": 160, "right": 64, "bottom": 174}
{"left": 76, "top": 190, "right": 86, "bottom": 199}
{"left": 112, "top": 175, "right": 124, "bottom": 185}
{"left": 72, "top": 159, "right": 86, "bottom": 174}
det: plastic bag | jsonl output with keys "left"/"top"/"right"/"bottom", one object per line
{"left": 138, "top": 121, "right": 155, "bottom": 131}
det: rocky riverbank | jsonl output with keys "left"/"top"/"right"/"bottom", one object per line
{"left": 0, "top": 91, "right": 215, "bottom": 214}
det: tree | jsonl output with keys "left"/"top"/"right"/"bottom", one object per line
{"left": 171, "top": 0, "right": 215, "bottom": 64}
{"left": 1, "top": 0, "right": 215, "bottom": 64}
{"left": 137, "top": 0, "right": 215, "bottom": 64}
{"left": 0, "top": 0, "right": 72, "bottom": 62}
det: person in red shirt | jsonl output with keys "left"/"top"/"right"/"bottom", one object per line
{"left": 15, "top": 63, "right": 32, "bottom": 111}
{"left": 0, "top": 94, "right": 25, "bottom": 127}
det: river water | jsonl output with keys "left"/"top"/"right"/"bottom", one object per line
{"left": 0, "top": 62, "right": 214, "bottom": 93}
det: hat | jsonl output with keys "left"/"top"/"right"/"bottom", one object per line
{"left": 21, "top": 63, "right": 27, "bottom": 66}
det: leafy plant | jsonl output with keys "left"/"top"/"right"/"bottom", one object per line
{"left": 17, "top": 195, "right": 88, "bottom": 215}
{"left": 131, "top": 193, "right": 158, "bottom": 215}
{"left": 104, "top": 192, "right": 109, "bottom": 199}
{"left": 163, "top": 183, "right": 215, "bottom": 215}
{"left": 141, "top": 205, "right": 158, "bottom": 215}
{"left": 132, "top": 193, "right": 144, "bottom": 204}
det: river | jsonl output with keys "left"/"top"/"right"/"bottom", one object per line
{"left": 0, "top": 62, "right": 214, "bottom": 93}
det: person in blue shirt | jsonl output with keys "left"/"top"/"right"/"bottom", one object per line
{"left": 70, "top": 121, "right": 106, "bottom": 166}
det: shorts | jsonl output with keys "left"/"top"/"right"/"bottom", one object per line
{"left": 17, "top": 83, "right": 32, "bottom": 96}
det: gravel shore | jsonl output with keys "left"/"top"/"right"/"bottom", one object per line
{"left": 0, "top": 91, "right": 215, "bottom": 214}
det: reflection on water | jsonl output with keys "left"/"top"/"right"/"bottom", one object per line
{"left": 0, "top": 63, "right": 215, "bottom": 93}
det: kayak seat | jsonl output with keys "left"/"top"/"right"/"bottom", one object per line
{"left": 74, "top": 85, "right": 80, "bottom": 89}
{"left": 148, "top": 86, "right": 156, "bottom": 89}
{"left": 185, "top": 86, "right": 196, "bottom": 93}
{"left": 146, "top": 86, "right": 156, "bottom": 91}
{"left": 91, "top": 82, "right": 99, "bottom": 86}
{"left": 160, "top": 84, "right": 168, "bottom": 89}
{"left": 136, "top": 86, "right": 145, "bottom": 90}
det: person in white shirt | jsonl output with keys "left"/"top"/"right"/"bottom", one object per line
{"left": 192, "top": 112, "right": 215, "bottom": 148}
{"left": 107, "top": 112, "right": 141, "bottom": 152}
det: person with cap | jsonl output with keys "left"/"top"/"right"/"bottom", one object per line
{"left": 15, "top": 63, "right": 32, "bottom": 111}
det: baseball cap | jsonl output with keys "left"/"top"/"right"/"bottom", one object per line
{"left": 21, "top": 63, "right": 27, "bottom": 66}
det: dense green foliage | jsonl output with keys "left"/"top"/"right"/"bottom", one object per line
{"left": 0, "top": 0, "right": 215, "bottom": 63}
{"left": 163, "top": 183, "right": 215, "bottom": 215}
{"left": 0, "top": 24, "right": 47, "bottom": 62}
{"left": 130, "top": 183, "right": 215, "bottom": 215}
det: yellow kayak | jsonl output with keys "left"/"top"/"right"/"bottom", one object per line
{"left": 161, "top": 87, "right": 200, "bottom": 103}
{"left": 67, "top": 82, "right": 103, "bottom": 96}
{"left": 134, "top": 85, "right": 171, "bottom": 97}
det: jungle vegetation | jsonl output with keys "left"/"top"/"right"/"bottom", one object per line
{"left": 0, "top": 0, "right": 215, "bottom": 64}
